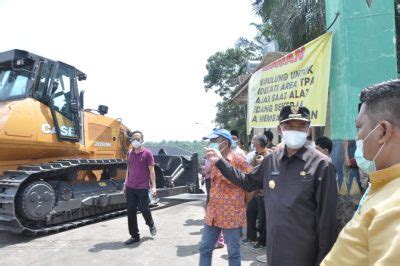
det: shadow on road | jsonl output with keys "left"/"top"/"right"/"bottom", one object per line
{"left": 176, "top": 243, "right": 200, "bottom": 257}
{"left": 175, "top": 217, "right": 204, "bottom": 257}
{"left": 184, "top": 218, "right": 204, "bottom": 227}
{"left": 88, "top": 236, "right": 153, "bottom": 252}
{"left": 220, "top": 246, "right": 266, "bottom": 264}
{"left": 189, "top": 230, "right": 203, "bottom": 236}
{"left": 0, "top": 231, "right": 38, "bottom": 248}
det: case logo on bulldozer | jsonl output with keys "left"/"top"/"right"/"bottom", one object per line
{"left": 41, "top": 123, "right": 76, "bottom": 137}
{"left": 94, "top": 142, "right": 112, "bottom": 147}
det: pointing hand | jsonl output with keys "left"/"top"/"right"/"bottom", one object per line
{"left": 205, "top": 147, "right": 222, "bottom": 163}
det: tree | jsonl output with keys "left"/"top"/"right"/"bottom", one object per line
{"left": 250, "top": 22, "right": 274, "bottom": 50}
{"left": 204, "top": 40, "right": 261, "bottom": 100}
{"left": 211, "top": 100, "right": 249, "bottom": 149}
{"left": 203, "top": 39, "right": 262, "bottom": 145}
{"left": 204, "top": 1, "right": 326, "bottom": 144}
{"left": 251, "top": 0, "right": 276, "bottom": 21}
{"left": 251, "top": 0, "right": 326, "bottom": 51}
{"left": 254, "top": 1, "right": 399, "bottom": 75}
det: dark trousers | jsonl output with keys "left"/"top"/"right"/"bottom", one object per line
{"left": 256, "top": 195, "right": 266, "bottom": 244}
{"left": 126, "top": 187, "right": 154, "bottom": 238}
{"left": 246, "top": 197, "right": 258, "bottom": 241}
{"left": 205, "top": 178, "right": 211, "bottom": 205}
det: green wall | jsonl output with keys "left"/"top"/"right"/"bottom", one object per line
{"left": 325, "top": 0, "right": 397, "bottom": 140}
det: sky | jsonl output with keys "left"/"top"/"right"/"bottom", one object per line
{"left": 0, "top": 0, "right": 259, "bottom": 141}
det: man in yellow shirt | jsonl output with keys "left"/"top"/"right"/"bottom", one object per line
{"left": 321, "top": 80, "right": 400, "bottom": 265}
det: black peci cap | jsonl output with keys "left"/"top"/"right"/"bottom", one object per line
{"left": 279, "top": 105, "right": 311, "bottom": 123}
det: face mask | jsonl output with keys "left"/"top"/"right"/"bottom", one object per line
{"left": 132, "top": 140, "right": 141, "bottom": 149}
{"left": 209, "top": 142, "right": 221, "bottom": 150}
{"left": 354, "top": 123, "right": 385, "bottom": 174}
{"left": 282, "top": 130, "right": 308, "bottom": 149}
{"left": 231, "top": 140, "right": 237, "bottom": 149}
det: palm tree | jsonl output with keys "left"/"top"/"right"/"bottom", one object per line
{"left": 251, "top": 0, "right": 276, "bottom": 22}
{"left": 251, "top": 0, "right": 326, "bottom": 51}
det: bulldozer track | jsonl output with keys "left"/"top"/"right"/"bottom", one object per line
{"left": 0, "top": 159, "right": 128, "bottom": 236}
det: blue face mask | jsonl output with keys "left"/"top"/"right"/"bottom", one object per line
{"left": 354, "top": 123, "right": 385, "bottom": 174}
{"left": 231, "top": 140, "right": 237, "bottom": 149}
{"left": 209, "top": 142, "right": 221, "bottom": 150}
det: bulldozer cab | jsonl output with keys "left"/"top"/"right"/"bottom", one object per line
{"left": 0, "top": 49, "right": 85, "bottom": 142}
{"left": 0, "top": 53, "right": 33, "bottom": 101}
{"left": 47, "top": 62, "right": 81, "bottom": 141}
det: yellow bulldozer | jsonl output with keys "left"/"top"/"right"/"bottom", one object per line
{"left": 0, "top": 49, "right": 199, "bottom": 235}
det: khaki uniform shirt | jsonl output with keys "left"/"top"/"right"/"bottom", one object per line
{"left": 321, "top": 163, "right": 400, "bottom": 265}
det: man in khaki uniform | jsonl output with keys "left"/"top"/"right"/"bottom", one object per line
{"left": 321, "top": 80, "right": 400, "bottom": 265}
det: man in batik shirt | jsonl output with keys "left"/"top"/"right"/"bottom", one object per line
{"left": 199, "top": 129, "right": 251, "bottom": 266}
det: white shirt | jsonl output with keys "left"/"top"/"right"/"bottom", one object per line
{"left": 246, "top": 151, "right": 256, "bottom": 164}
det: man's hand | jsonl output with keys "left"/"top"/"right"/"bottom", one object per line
{"left": 273, "top": 142, "right": 285, "bottom": 151}
{"left": 151, "top": 186, "right": 157, "bottom": 197}
{"left": 255, "top": 155, "right": 264, "bottom": 165}
{"left": 205, "top": 147, "right": 222, "bottom": 163}
{"left": 343, "top": 140, "right": 349, "bottom": 149}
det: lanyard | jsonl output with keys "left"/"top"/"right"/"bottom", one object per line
{"left": 357, "top": 183, "right": 371, "bottom": 214}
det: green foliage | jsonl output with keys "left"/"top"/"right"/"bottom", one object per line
{"left": 203, "top": 38, "right": 262, "bottom": 147}
{"left": 214, "top": 100, "right": 248, "bottom": 147}
{"left": 251, "top": 0, "right": 326, "bottom": 51}
{"left": 215, "top": 100, "right": 246, "bottom": 129}
{"left": 250, "top": 22, "right": 274, "bottom": 48}
{"left": 203, "top": 42, "right": 260, "bottom": 100}
{"left": 251, "top": 0, "right": 277, "bottom": 22}
{"left": 203, "top": 0, "right": 326, "bottom": 146}
{"left": 253, "top": 1, "right": 399, "bottom": 74}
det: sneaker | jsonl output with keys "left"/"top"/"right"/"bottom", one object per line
{"left": 150, "top": 225, "right": 157, "bottom": 236}
{"left": 214, "top": 242, "right": 224, "bottom": 249}
{"left": 256, "top": 254, "right": 267, "bottom": 263}
{"left": 252, "top": 242, "right": 266, "bottom": 250}
{"left": 241, "top": 238, "right": 256, "bottom": 245}
{"left": 124, "top": 237, "right": 140, "bottom": 245}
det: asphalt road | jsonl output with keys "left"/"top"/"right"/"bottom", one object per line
{"left": 0, "top": 194, "right": 265, "bottom": 266}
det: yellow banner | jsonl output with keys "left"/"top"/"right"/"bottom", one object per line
{"left": 248, "top": 32, "right": 332, "bottom": 133}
